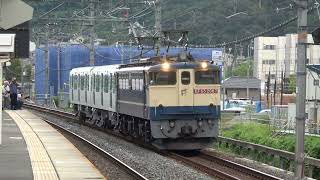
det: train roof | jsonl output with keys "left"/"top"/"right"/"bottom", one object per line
{"left": 149, "top": 62, "right": 220, "bottom": 71}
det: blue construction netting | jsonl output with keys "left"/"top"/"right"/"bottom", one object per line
{"left": 35, "top": 44, "right": 222, "bottom": 95}
{"left": 59, "top": 44, "right": 90, "bottom": 93}
{"left": 35, "top": 48, "right": 45, "bottom": 96}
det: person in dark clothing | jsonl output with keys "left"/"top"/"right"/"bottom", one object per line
{"left": 9, "top": 78, "right": 18, "bottom": 110}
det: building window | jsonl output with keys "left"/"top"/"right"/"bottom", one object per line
{"left": 262, "top": 60, "right": 276, "bottom": 65}
{"left": 263, "top": 45, "right": 276, "bottom": 50}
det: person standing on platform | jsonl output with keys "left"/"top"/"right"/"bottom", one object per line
{"left": 2, "top": 80, "right": 10, "bottom": 109}
{"left": 9, "top": 78, "right": 18, "bottom": 110}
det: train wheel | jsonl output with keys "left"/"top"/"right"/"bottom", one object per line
{"left": 78, "top": 112, "right": 86, "bottom": 125}
{"left": 144, "top": 121, "right": 151, "bottom": 143}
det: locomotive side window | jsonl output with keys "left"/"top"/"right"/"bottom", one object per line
{"left": 195, "top": 70, "right": 219, "bottom": 84}
{"left": 181, "top": 71, "right": 191, "bottom": 85}
{"left": 149, "top": 71, "right": 176, "bottom": 85}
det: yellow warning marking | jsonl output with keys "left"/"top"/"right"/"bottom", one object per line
{"left": 7, "top": 110, "right": 106, "bottom": 180}
{"left": 6, "top": 110, "right": 59, "bottom": 180}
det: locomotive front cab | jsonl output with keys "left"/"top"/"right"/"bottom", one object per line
{"left": 147, "top": 61, "right": 221, "bottom": 150}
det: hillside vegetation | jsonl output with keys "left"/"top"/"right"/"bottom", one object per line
{"left": 25, "top": 0, "right": 319, "bottom": 45}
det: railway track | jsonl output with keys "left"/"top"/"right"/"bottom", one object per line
{"left": 168, "top": 151, "right": 282, "bottom": 180}
{"left": 24, "top": 103, "right": 282, "bottom": 180}
{"left": 24, "top": 103, "right": 147, "bottom": 180}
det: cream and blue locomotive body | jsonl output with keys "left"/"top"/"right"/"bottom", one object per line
{"left": 70, "top": 58, "right": 221, "bottom": 150}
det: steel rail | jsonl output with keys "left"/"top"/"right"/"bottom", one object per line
{"left": 200, "top": 152, "right": 282, "bottom": 180}
{"left": 24, "top": 103, "right": 148, "bottom": 180}
{"left": 168, "top": 153, "right": 241, "bottom": 180}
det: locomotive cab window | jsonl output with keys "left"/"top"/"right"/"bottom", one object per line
{"left": 195, "top": 70, "right": 219, "bottom": 84}
{"left": 149, "top": 71, "right": 176, "bottom": 85}
{"left": 181, "top": 71, "right": 190, "bottom": 85}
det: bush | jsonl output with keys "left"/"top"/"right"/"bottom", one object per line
{"left": 223, "top": 122, "right": 320, "bottom": 159}
{"left": 53, "top": 96, "right": 60, "bottom": 107}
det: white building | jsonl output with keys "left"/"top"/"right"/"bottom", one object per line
{"left": 254, "top": 34, "right": 320, "bottom": 83}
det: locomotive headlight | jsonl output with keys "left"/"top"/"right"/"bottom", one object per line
{"left": 169, "top": 120, "right": 175, "bottom": 128}
{"left": 162, "top": 62, "right": 170, "bottom": 70}
{"left": 201, "top": 62, "right": 208, "bottom": 69}
{"left": 207, "top": 119, "right": 213, "bottom": 125}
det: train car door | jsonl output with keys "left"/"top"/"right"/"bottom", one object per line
{"left": 178, "top": 69, "right": 194, "bottom": 107}
{"left": 71, "top": 75, "right": 74, "bottom": 101}
{"left": 109, "top": 73, "right": 113, "bottom": 108}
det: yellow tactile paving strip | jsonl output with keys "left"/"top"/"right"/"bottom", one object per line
{"left": 6, "top": 110, "right": 106, "bottom": 180}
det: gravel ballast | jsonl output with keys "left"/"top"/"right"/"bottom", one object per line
{"left": 33, "top": 111, "right": 213, "bottom": 180}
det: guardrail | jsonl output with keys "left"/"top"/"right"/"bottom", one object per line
{"left": 217, "top": 136, "right": 320, "bottom": 178}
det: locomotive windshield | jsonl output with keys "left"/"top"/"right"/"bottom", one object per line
{"left": 195, "top": 70, "right": 220, "bottom": 84}
{"left": 149, "top": 71, "right": 176, "bottom": 85}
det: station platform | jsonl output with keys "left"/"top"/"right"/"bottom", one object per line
{"left": 0, "top": 110, "right": 105, "bottom": 180}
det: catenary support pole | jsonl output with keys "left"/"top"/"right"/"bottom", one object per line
{"left": 45, "top": 30, "right": 49, "bottom": 105}
{"left": 295, "top": 0, "right": 308, "bottom": 179}
{"left": 89, "top": 0, "right": 95, "bottom": 66}
{"left": 154, "top": 0, "right": 161, "bottom": 56}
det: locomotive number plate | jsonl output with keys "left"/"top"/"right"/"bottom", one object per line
{"left": 193, "top": 89, "right": 218, "bottom": 94}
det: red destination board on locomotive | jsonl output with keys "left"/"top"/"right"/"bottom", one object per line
{"left": 194, "top": 89, "right": 219, "bottom": 94}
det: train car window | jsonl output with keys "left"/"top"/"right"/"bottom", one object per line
{"left": 195, "top": 70, "right": 219, "bottom": 84}
{"left": 70, "top": 76, "right": 73, "bottom": 89}
{"left": 132, "top": 79, "right": 136, "bottom": 90}
{"left": 149, "top": 71, "right": 176, "bottom": 85}
{"left": 139, "top": 79, "right": 144, "bottom": 91}
{"left": 104, "top": 75, "right": 109, "bottom": 93}
{"left": 112, "top": 75, "right": 116, "bottom": 93}
{"left": 80, "top": 76, "right": 84, "bottom": 90}
{"left": 110, "top": 74, "right": 112, "bottom": 91}
{"left": 181, "top": 71, "right": 191, "bottom": 85}
{"left": 93, "top": 74, "right": 96, "bottom": 91}
{"left": 101, "top": 74, "right": 104, "bottom": 92}
{"left": 73, "top": 75, "right": 77, "bottom": 89}
{"left": 86, "top": 75, "right": 89, "bottom": 90}
{"left": 96, "top": 75, "right": 100, "bottom": 92}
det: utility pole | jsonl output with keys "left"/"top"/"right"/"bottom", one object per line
{"left": 45, "top": 30, "right": 49, "bottom": 106}
{"left": 295, "top": 0, "right": 308, "bottom": 179}
{"left": 155, "top": 0, "right": 161, "bottom": 56}
{"left": 89, "top": 0, "right": 96, "bottom": 66}
{"left": 280, "top": 71, "right": 284, "bottom": 105}
{"left": 57, "top": 45, "right": 61, "bottom": 94}
{"left": 247, "top": 61, "right": 250, "bottom": 99}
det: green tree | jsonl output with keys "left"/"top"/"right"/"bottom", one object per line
{"left": 4, "top": 59, "right": 21, "bottom": 82}
{"left": 225, "top": 60, "right": 253, "bottom": 79}
{"left": 288, "top": 75, "right": 296, "bottom": 93}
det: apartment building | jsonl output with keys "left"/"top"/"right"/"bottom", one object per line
{"left": 254, "top": 34, "right": 320, "bottom": 83}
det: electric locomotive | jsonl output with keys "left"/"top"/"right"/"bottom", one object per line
{"left": 70, "top": 54, "right": 221, "bottom": 150}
